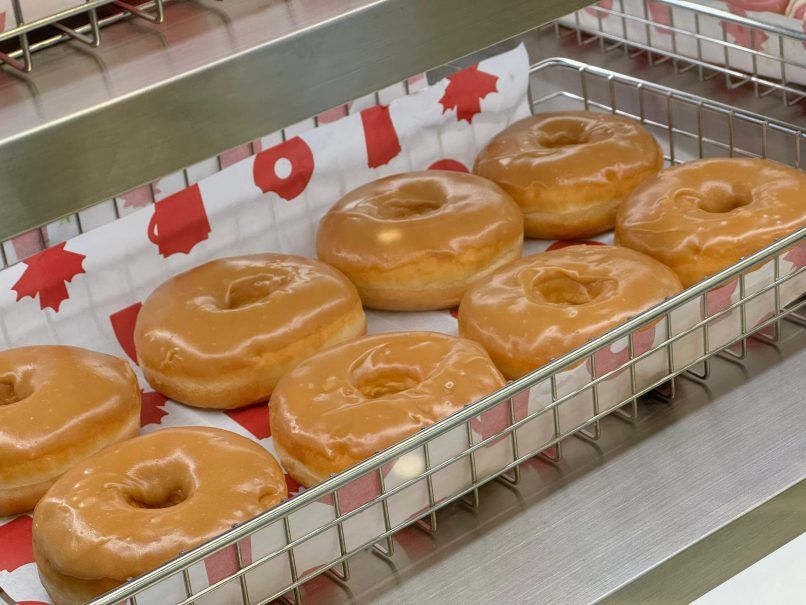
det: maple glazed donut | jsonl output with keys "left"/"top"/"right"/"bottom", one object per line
{"left": 0, "top": 346, "right": 140, "bottom": 516}
{"left": 134, "top": 254, "right": 366, "bottom": 409}
{"left": 615, "top": 158, "right": 806, "bottom": 287}
{"left": 270, "top": 332, "right": 505, "bottom": 487}
{"left": 458, "top": 245, "right": 683, "bottom": 379}
{"left": 316, "top": 170, "right": 524, "bottom": 311}
{"left": 32, "top": 427, "right": 287, "bottom": 605}
{"left": 473, "top": 111, "right": 664, "bottom": 239}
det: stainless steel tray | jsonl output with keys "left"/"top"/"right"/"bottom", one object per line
{"left": 562, "top": 0, "right": 806, "bottom": 105}
{"left": 78, "top": 55, "right": 806, "bottom": 605}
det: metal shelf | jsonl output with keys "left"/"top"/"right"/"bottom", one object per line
{"left": 0, "top": 0, "right": 591, "bottom": 242}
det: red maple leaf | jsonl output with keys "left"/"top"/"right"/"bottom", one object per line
{"left": 118, "top": 182, "right": 160, "bottom": 209}
{"left": 284, "top": 473, "right": 302, "bottom": 497}
{"left": 12, "top": 243, "right": 86, "bottom": 311}
{"left": 203, "top": 540, "right": 252, "bottom": 584}
{"left": 471, "top": 390, "right": 529, "bottom": 445}
{"left": 648, "top": 0, "right": 672, "bottom": 33}
{"left": 428, "top": 159, "right": 469, "bottom": 173}
{"left": 722, "top": 7, "right": 769, "bottom": 50}
{"left": 546, "top": 239, "right": 607, "bottom": 252}
{"left": 585, "top": 0, "right": 613, "bottom": 18}
{"left": 439, "top": 65, "right": 498, "bottom": 123}
{"left": 141, "top": 390, "right": 169, "bottom": 427}
{"left": 0, "top": 515, "right": 34, "bottom": 572}
{"left": 110, "top": 302, "right": 143, "bottom": 363}
{"left": 783, "top": 243, "right": 806, "bottom": 270}
{"left": 225, "top": 403, "right": 270, "bottom": 440}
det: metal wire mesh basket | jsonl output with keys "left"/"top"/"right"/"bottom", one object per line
{"left": 73, "top": 55, "right": 806, "bottom": 605}
{"left": 0, "top": 0, "right": 165, "bottom": 72}
{"left": 557, "top": 0, "right": 806, "bottom": 105}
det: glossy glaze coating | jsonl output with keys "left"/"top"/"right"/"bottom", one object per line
{"left": 134, "top": 254, "right": 366, "bottom": 409}
{"left": 473, "top": 112, "right": 664, "bottom": 239}
{"left": 458, "top": 246, "right": 683, "bottom": 379}
{"left": 615, "top": 158, "right": 806, "bottom": 287}
{"left": 270, "top": 332, "right": 505, "bottom": 487}
{"left": 0, "top": 346, "right": 141, "bottom": 516}
{"left": 316, "top": 170, "right": 524, "bottom": 310}
{"left": 33, "top": 427, "right": 287, "bottom": 605}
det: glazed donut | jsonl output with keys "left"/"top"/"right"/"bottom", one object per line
{"left": 270, "top": 332, "right": 505, "bottom": 487}
{"left": 134, "top": 254, "right": 366, "bottom": 409}
{"left": 0, "top": 346, "right": 140, "bottom": 516}
{"left": 32, "top": 427, "right": 287, "bottom": 605}
{"left": 473, "top": 111, "right": 664, "bottom": 239}
{"left": 458, "top": 245, "right": 682, "bottom": 379}
{"left": 316, "top": 170, "right": 523, "bottom": 311}
{"left": 615, "top": 158, "right": 806, "bottom": 287}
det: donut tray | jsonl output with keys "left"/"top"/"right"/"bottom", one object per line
{"left": 33, "top": 56, "right": 794, "bottom": 605}
{"left": 557, "top": 0, "right": 806, "bottom": 105}
{"left": 0, "top": 0, "right": 165, "bottom": 72}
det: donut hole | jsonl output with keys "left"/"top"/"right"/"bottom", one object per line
{"left": 125, "top": 460, "right": 193, "bottom": 509}
{"left": 527, "top": 270, "right": 617, "bottom": 306}
{"left": 536, "top": 119, "right": 590, "bottom": 148}
{"left": 224, "top": 273, "right": 291, "bottom": 309}
{"left": 0, "top": 376, "right": 32, "bottom": 405}
{"left": 376, "top": 199, "right": 442, "bottom": 219}
{"left": 128, "top": 487, "right": 187, "bottom": 509}
{"left": 353, "top": 366, "right": 423, "bottom": 399}
{"left": 373, "top": 181, "right": 446, "bottom": 219}
{"left": 697, "top": 193, "right": 752, "bottom": 214}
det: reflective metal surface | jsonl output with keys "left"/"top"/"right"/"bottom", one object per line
{"left": 0, "top": 0, "right": 591, "bottom": 241}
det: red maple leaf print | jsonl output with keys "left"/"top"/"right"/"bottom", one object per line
{"left": 225, "top": 403, "right": 270, "bottom": 440}
{"left": 783, "top": 243, "right": 806, "bottom": 270}
{"left": 0, "top": 515, "right": 35, "bottom": 572}
{"left": 284, "top": 474, "right": 302, "bottom": 497}
{"left": 329, "top": 463, "right": 394, "bottom": 513}
{"left": 727, "top": 0, "right": 789, "bottom": 12}
{"left": 722, "top": 7, "right": 769, "bottom": 50}
{"left": 439, "top": 65, "right": 499, "bottom": 123}
{"left": 471, "top": 391, "right": 528, "bottom": 445}
{"left": 647, "top": 1, "right": 672, "bottom": 34}
{"left": 253, "top": 137, "right": 315, "bottom": 201}
{"left": 361, "top": 104, "right": 402, "bottom": 168}
{"left": 706, "top": 279, "right": 739, "bottom": 317}
{"left": 10, "top": 229, "right": 46, "bottom": 262}
{"left": 795, "top": 4, "right": 806, "bottom": 50}
{"left": 546, "top": 239, "right": 607, "bottom": 252}
{"left": 428, "top": 159, "right": 469, "bottom": 173}
{"left": 140, "top": 390, "right": 169, "bottom": 427}
{"left": 118, "top": 183, "right": 159, "bottom": 209}
{"left": 585, "top": 0, "right": 613, "bottom": 18}
{"left": 110, "top": 302, "right": 142, "bottom": 363}
{"left": 12, "top": 243, "right": 86, "bottom": 311}
{"left": 203, "top": 540, "right": 252, "bottom": 584}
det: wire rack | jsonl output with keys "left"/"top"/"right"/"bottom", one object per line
{"left": 558, "top": 0, "right": 806, "bottom": 106}
{"left": 64, "top": 56, "right": 805, "bottom": 605}
{"left": 0, "top": 0, "right": 165, "bottom": 72}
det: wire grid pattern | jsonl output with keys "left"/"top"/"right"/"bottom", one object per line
{"left": 0, "top": 0, "right": 165, "bottom": 72}
{"left": 558, "top": 0, "right": 806, "bottom": 106}
{"left": 68, "top": 57, "right": 805, "bottom": 605}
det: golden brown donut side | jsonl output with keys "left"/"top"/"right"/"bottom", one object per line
{"left": 134, "top": 254, "right": 366, "bottom": 409}
{"left": 32, "top": 427, "right": 287, "bottom": 605}
{"left": 316, "top": 171, "right": 524, "bottom": 311}
{"left": 473, "top": 111, "right": 664, "bottom": 239}
{"left": 270, "top": 332, "right": 506, "bottom": 487}
{"left": 458, "top": 245, "right": 683, "bottom": 379}
{"left": 615, "top": 158, "right": 806, "bottom": 287}
{"left": 0, "top": 346, "right": 141, "bottom": 516}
